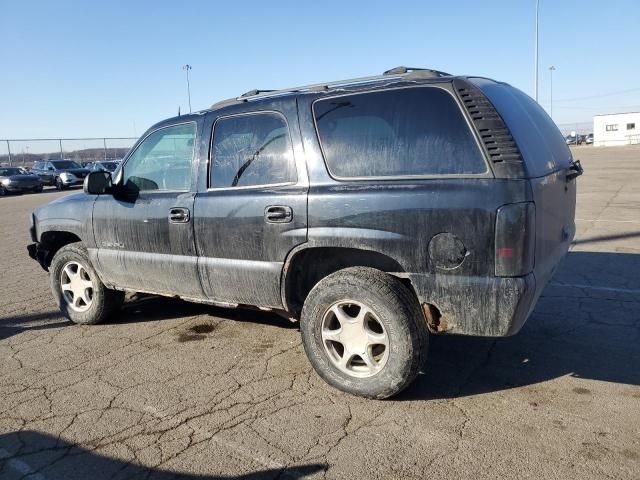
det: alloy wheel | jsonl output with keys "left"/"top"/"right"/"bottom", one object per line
{"left": 321, "top": 300, "right": 389, "bottom": 378}
{"left": 60, "top": 261, "right": 94, "bottom": 312}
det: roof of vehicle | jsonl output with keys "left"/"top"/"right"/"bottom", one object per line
{"left": 147, "top": 67, "right": 501, "bottom": 135}
{"left": 208, "top": 66, "right": 470, "bottom": 111}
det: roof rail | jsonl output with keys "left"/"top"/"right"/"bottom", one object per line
{"left": 210, "top": 66, "right": 452, "bottom": 108}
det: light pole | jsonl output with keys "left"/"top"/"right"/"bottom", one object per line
{"left": 548, "top": 65, "right": 556, "bottom": 119}
{"left": 534, "top": 0, "right": 540, "bottom": 102}
{"left": 182, "top": 64, "right": 192, "bottom": 113}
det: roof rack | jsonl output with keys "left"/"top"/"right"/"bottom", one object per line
{"left": 383, "top": 66, "right": 451, "bottom": 77}
{"left": 210, "top": 66, "right": 452, "bottom": 109}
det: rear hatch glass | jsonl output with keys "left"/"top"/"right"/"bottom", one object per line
{"left": 469, "top": 78, "right": 572, "bottom": 178}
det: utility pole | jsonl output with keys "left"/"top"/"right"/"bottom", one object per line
{"left": 549, "top": 65, "right": 556, "bottom": 119}
{"left": 182, "top": 64, "right": 193, "bottom": 113}
{"left": 534, "top": 0, "right": 540, "bottom": 102}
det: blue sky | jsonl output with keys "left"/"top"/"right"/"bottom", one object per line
{"left": 1, "top": 0, "right": 638, "bottom": 139}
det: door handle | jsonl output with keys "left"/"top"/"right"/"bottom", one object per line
{"left": 169, "top": 207, "right": 190, "bottom": 223}
{"left": 264, "top": 205, "right": 293, "bottom": 223}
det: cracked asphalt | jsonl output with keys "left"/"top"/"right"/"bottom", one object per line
{"left": 1, "top": 146, "right": 639, "bottom": 479}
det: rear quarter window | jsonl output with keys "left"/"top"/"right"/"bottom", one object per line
{"left": 313, "top": 87, "right": 488, "bottom": 178}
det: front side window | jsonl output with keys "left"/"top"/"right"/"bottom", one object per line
{"left": 122, "top": 123, "right": 195, "bottom": 192}
{"left": 210, "top": 112, "right": 296, "bottom": 188}
{"left": 313, "top": 87, "right": 487, "bottom": 178}
{"left": 606, "top": 124, "right": 618, "bottom": 132}
{"left": 627, "top": 123, "right": 636, "bottom": 130}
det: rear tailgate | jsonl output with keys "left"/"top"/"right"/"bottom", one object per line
{"left": 529, "top": 169, "right": 576, "bottom": 285}
{"left": 470, "top": 78, "right": 578, "bottom": 287}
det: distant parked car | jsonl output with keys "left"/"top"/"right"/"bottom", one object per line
{"left": 87, "top": 161, "right": 121, "bottom": 173}
{"left": 565, "top": 135, "right": 582, "bottom": 145}
{"left": 585, "top": 133, "right": 594, "bottom": 144}
{"left": 31, "top": 160, "right": 90, "bottom": 190}
{"left": 0, "top": 166, "right": 43, "bottom": 195}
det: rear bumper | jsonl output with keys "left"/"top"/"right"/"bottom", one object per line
{"left": 409, "top": 272, "right": 540, "bottom": 337}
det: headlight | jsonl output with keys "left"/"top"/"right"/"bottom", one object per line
{"left": 60, "top": 172, "right": 77, "bottom": 181}
{"left": 1, "top": 178, "right": 11, "bottom": 186}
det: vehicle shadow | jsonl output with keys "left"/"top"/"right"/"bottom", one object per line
{"left": 0, "top": 310, "right": 72, "bottom": 341}
{"left": 111, "top": 295, "right": 298, "bottom": 330}
{"left": 399, "top": 250, "right": 640, "bottom": 400}
{"left": 0, "top": 430, "right": 325, "bottom": 479}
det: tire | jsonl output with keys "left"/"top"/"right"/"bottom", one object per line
{"left": 34, "top": 185, "right": 43, "bottom": 193}
{"left": 55, "top": 177, "right": 66, "bottom": 190}
{"left": 0, "top": 186, "right": 6, "bottom": 196}
{"left": 300, "top": 267, "right": 428, "bottom": 399}
{"left": 50, "top": 242, "right": 124, "bottom": 324}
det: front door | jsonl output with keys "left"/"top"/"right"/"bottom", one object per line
{"left": 193, "top": 110, "right": 308, "bottom": 308}
{"left": 92, "top": 122, "right": 204, "bottom": 298}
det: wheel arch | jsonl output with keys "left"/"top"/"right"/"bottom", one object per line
{"left": 38, "top": 230, "right": 83, "bottom": 269}
{"left": 281, "top": 246, "right": 416, "bottom": 317}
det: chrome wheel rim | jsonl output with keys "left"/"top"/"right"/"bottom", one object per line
{"left": 321, "top": 300, "right": 389, "bottom": 378}
{"left": 60, "top": 261, "right": 94, "bottom": 312}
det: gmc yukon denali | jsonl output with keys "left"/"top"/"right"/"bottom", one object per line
{"left": 27, "top": 67, "right": 581, "bottom": 398}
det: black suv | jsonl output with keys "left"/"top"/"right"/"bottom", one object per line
{"left": 31, "top": 160, "right": 90, "bottom": 190}
{"left": 27, "top": 67, "right": 581, "bottom": 398}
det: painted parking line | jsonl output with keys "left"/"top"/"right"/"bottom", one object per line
{"left": 550, "top": 282, "right": 640, "bottom": 294}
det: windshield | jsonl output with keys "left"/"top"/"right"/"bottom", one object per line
{"left": 99, "top": 162, "right": 119, "bottom": 171}
{"left": 51, "top": 161, "right": 82, "bottom": 169}
{"left": 0, "top": 167, "right": 23, "bottom": 176}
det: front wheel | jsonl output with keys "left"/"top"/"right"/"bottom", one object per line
{"left": 55, "top": 177, "right": 66, "bottom": 190}
{"left": 300, "top": 267, "right": 428, "bottom": 399}
{"left": 0, "top": 186, "right": 7, "bottom": 196}
{"left": 50, "top": 242, "right": 124, "bottom": 324}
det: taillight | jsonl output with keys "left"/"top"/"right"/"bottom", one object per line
{"left": 495, "top": 202, "right": 535, "bottom": 277}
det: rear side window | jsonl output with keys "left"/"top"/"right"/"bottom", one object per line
{"left": 210, "top": 112, "right": 296, "bottom": 188}
{"left": 313, "top": 87, "right": 487, "bottom": 178}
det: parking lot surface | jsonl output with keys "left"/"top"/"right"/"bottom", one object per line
{"left": 1, "top": 146, "right": 639, "bottom": 479}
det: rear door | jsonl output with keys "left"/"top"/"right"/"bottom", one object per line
{"left": 193, "top": 108, "right": 308, "bottom": 308}
{"left": 92, "top": 121, "right": 204, "bottom": 298}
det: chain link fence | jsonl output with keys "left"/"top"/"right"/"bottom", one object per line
{"left": 0, "top": 138, "right": 138, "bottom": 167}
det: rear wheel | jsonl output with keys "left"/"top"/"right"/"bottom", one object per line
{"left": 300, "top": 267, "right": 428, "bottom": 399}
{"left": 50, "top": 242, "right": 124, "bottom": 324}
{"left": 34, "top": 185, "right": 43, "bottom": 193}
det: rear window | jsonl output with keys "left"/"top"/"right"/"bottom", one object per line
{"left": 470, "top": 78, "right": 572, "bottom": 177}
{"left": 313, "top": 87, "right": 487, "bottom": 178}
{"left": 51, "top": 160, "right": 82, "bottom": 169}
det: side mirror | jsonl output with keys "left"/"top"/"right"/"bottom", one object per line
{"left": 84, "top": 171, "right": 112, "bottom": 195}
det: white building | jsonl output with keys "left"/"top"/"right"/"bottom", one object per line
{"left": 593, "top": 112, "right": 640, "bottom": 146}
